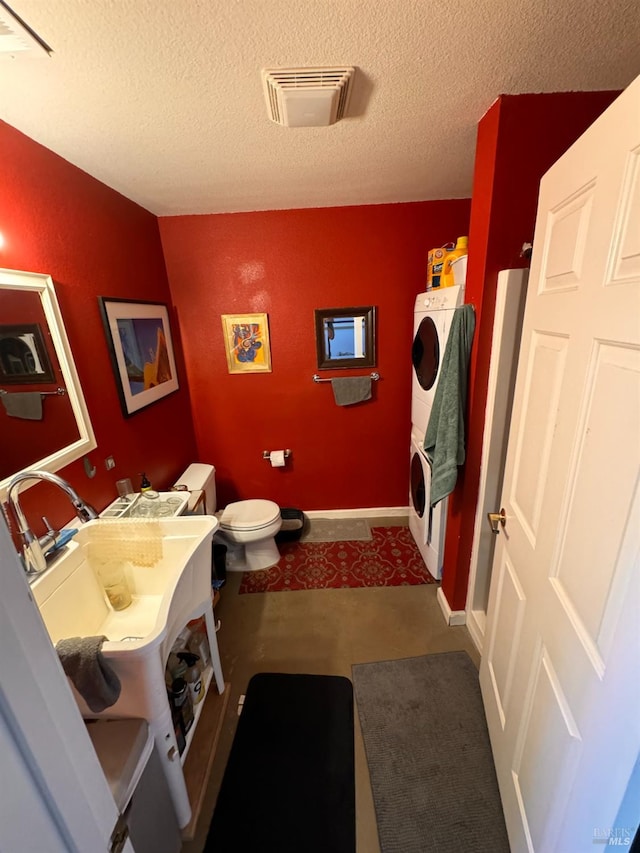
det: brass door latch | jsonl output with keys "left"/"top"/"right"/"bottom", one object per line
{"left": 487, "top": 508, "right": 507, "bottom": 534}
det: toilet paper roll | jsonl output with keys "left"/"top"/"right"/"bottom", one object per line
{"left": 269, "top": 450, "right": 286, "bottom": 468}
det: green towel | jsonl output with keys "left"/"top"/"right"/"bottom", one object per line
{"left": 424, "top": 304, "right": 475, "bottom": 507}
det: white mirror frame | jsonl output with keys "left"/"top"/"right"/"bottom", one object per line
{"left": 0, "top": 268, "right": 97, "bottom": 501}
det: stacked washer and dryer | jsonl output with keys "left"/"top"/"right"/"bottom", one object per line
{"left": 409, "top": 283, "right": 466, "bottom": 579}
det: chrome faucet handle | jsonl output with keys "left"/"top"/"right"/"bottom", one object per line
{"left": 39, "top": 516, "right": 59, "bottom": 554}
{"left": 42, "top": 516, "right": 58, "bottom": 536}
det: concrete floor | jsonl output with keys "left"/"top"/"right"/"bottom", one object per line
{"left": 182, "top": 534, "right": 480, "bottom": 853}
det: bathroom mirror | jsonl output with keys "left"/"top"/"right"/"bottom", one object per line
{"left": 314, "top": 306, "right": 376, "bottom": 370}
{"left": 0, "top": 268, "right": 97, "bottom": 500}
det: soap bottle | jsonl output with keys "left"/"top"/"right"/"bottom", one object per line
{"left": 139, "top": 472, "right": 152, "bottom": 492}
{"left": 178, "top": 651, "right": 203, "bottom": 706}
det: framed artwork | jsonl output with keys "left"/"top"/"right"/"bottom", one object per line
{"left": 98, "top": 297, "right": 179, "bottom": 416}
{"left": 221, "top": 313, "right": 272, "bottom": 374}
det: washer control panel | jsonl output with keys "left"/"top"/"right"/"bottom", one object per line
{"left": 414, "top": 284, "right": 464, "bottom": 313}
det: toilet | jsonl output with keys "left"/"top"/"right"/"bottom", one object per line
{"left": 175, "top": 463, "right": 282, "bottom": 572}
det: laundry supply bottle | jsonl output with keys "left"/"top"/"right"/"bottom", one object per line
{"left": 171, "top": 677, "right": 194, "bottom": 735}
{"left": 188, "top": 617, "right": 211, "bottom": 668}
{"left": 178, "top": 651, "right": 203, "bottom": 706}
{"left": 441, "top": 236, "right": 468, "bottom": 288}
{"left": 427, "top": 243, "right": 454, "bottom": 290}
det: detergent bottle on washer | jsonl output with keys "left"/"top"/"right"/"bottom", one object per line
{"left": 427, "top": 243, "right": 454, "bottom": 290}
{"left": 440, "top": 236, "right": 468, "bottom": 288}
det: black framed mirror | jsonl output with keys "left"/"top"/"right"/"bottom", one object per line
{"left": 0, "top": 323, "right": 56, "bottom": 384}
{"left": 314, "top": 306, "right": 376, "bottom": 370}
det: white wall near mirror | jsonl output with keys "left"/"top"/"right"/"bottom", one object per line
{"left": 0, "top": 268, "right": 96, "bottom": 501}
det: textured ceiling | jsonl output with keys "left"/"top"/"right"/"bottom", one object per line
{"left": 1, "top": 0, "right": 638, "bottom": 216}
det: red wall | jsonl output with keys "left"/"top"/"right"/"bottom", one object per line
{"left": 441, "top": 91, "right": 620, "bottom": 612}
{"left": 0, "top": 121, "right": 198, "bottom": 531}
{"left": 3, "top": 90, "right": 615, "bottom": 595}
{"left": 159, "top": 202, "right": 471, "bottom": 510}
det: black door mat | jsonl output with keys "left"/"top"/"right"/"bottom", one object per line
{"left": 204, "top": 672, "right": 355, "bottom": 853}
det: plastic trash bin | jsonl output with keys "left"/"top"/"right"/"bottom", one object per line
{"left": 275, "top": 508, "right": 307, "bottom": 543}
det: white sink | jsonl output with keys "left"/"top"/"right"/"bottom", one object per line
{"left": 32, "top": 515, "right": 218, "bottom": 716}
{"left": 31, "top": 514, "right": 223, "bottom": 829}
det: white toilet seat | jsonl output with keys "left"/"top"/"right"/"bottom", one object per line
{"left": 220, "top": 499, "right": 280, "bottom": 532}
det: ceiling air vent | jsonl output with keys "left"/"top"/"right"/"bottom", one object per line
{"left": 262, "top": 66, "right": 356, "bottom": 128}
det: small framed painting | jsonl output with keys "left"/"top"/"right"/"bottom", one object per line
{"left": 221, "top": 313, "right": 272, "bottom": 374}
{"left": 98, "top": 297, "right": 179, "bottom": 416}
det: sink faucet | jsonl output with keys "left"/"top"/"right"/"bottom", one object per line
{"left": 7, "top": 470, "right": 99, "bottom": 575}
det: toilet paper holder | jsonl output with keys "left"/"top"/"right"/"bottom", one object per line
{"left": 263, "top": 449, "right": 292, "bottom": 460}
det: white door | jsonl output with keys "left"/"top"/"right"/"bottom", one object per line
{"left": 480, "top": 76, "right": 640, "bottom": 852}
{"left": 0, "top": 519, "right": 135, "bottom": 852}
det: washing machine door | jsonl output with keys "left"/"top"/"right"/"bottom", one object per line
{"left": 410, "top": 451, "right": 426, "bottom": 518}
{"left": 412, "top": 316, "right": 439, "bottom": 391}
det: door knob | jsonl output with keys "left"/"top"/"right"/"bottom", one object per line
{"left": 487, "top": 508, "right": 507, "bottom": 534}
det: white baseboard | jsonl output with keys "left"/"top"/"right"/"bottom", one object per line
{"left": 303, "top": 506, "right": 409, "bottom": 519}
{"left": 437, "top": 586, "right": 467, "bottom": 626}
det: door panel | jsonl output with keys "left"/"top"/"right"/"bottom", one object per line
{"left": 513, "top": 646, "right": 582, "bottom": 851}
{"left": 542, "top": 181, "right": 594, "bottom": 291}
{"left": 510, "top": 332, "right": 567, "bottom": 543}
{"left": 480, "top": 76, "right": 640, "bottom": 852}
{"left": 607, "top": 146, "right": 640, "bottom": 284}
{"left": 485, "top": 554, "right": 526, "bottom": 729}
{"left": 550, "top": 343, "right": 640, "bottom": 656}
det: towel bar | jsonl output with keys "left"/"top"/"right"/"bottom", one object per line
{"left": 0, "top": 387, "right": 65, "bottom": 397}
{"left": 312, "top": 372, "right": 380, "bottom": 383}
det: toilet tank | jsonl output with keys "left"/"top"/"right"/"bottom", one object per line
{"left": 175, "top": 463, "right": 216, "bottom": 515}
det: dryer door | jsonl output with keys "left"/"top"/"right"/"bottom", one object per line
{"left": 412, "top": 316, "right": 440, "bottom": 391}
{"left": 410, "top": 450, "right": 426, "bottom": 518}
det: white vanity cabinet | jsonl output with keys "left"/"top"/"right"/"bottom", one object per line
{"left": 31, "top": 515, "right": 225, "bottom": 829}
{"left": 78, "top": 563, "right": 224, "bottom": 828}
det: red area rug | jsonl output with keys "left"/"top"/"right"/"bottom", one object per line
{"left": 238, "top": 526, "right": 437, "bottom": 594}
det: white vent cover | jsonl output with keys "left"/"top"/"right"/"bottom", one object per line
{"left": 262, "top": 66, "right": 356, "bottom": 127}
{"left": 0, "top": 2, "right": 51, "bottom": 59}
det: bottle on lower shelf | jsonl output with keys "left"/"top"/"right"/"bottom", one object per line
{"left": 178, "top": 651, "right": 204, "bottom": 707}
{"left": 169, "top": 677, "right": 193, "bottom": 752}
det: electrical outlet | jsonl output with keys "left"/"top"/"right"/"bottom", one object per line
{"left": 105, "top": 456, "right": 116, "bottom": 470}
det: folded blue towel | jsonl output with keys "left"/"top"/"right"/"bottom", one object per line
{"left": 44, "top": 528, "right": 78, "bottom": 556}
{"left": 424, "top": 304, "right": 475, "bottom": 507}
